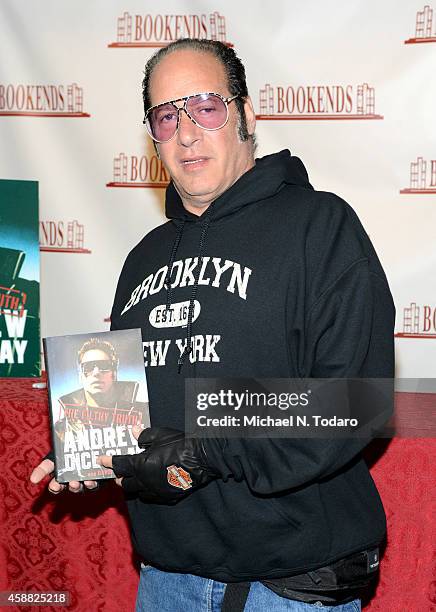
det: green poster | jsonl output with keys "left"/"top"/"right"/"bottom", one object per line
{"left": 0, "top": 179, "right": 40, "bottom": 377}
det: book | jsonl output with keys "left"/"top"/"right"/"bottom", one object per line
{"left": 43, "top": 328, "right": 149, "bottom": 482}
{"left": 0, "top": 179, "right": 40, "bottom": 377}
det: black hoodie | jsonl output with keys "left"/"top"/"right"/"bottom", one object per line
{"left": 110, "top": 150, "right": 395, "bottom": 582}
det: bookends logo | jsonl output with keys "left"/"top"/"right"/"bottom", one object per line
{"left": 0, "top": 84, "right": 90, "bottom": 117}
{"left": 405, "top": 5, "right": 436, "bottom": 44}
{"left": 395, "top": 303, "right": 436, "bottom": 338}
{"left": 400, "top": 157, "right": 436, "bottom": 194}
{"left": 106, "top": 153, "right": 169, "bottom": 188}
{"left": 256, "top": 83, "right": 383, "bottom": 120}
{"left": 39, "top": 220, "right": 91, "bottom": 253}
{"left": 108, "top": 11, "right": 232, "bottom": 48}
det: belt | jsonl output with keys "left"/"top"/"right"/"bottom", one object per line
{"left": 221, "top": 582, "right": 251, "bottom": 612}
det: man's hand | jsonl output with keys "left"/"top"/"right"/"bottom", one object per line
{"left": 97, "top": 427, "right": 217, "bottom": 504}
{"left": 30, "top": 457, "right": 98, "bottom": 493}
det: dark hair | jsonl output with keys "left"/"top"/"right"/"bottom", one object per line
{"left": 142, "top": 39, "right": 256, "bottom": 148}
{"left": 78, "top": 338, "right": 118, "bottom": 369}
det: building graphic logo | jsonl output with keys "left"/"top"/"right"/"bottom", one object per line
{"left": 39, "top": 220, "right": 91, "bottom": 253}
{"left": 108, "top": 11, "right": 232, "bottom": 48}
{"left": 400, "top": 157, "right": 436, "bottom": 194}
{"left": 0, "top": 84, "right": 90, "bottom": 117}
{"left": 106, "top": 153, "right": 169, "bottom": 188}
{"left": 404, "top": 5, "right": 436, "bottom": 44}
{"left": 395, "top": 302, "right": 436, "bottom": 338}
{"left": 256, "top": 83, "right": 383, "bottom": 120}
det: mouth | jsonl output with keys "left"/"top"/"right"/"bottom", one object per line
{"left": 90, "top": 380, "right": 104, "bottom": 387}
{"left": 179, "top": 157, "right": 210, "bottom": 169}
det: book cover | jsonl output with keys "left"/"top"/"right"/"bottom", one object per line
{"left": 44, "top": 328, "right": 149, "bottom": 482}
{"left": 0, "top": 179, "right": 40, "bottom": 377}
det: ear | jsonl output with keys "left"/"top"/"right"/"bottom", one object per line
{"left": 243, "top": 96, "right": 256, "bottom": 136}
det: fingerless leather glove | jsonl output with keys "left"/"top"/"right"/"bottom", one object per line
{"left": 112, "top": 427, "right": 217, "bottom": 504}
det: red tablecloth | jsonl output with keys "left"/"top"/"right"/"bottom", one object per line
{"left": 0, "top": 380, "right": 435, "bottom": 611}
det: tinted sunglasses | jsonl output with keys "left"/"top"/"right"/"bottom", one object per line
{"left": 143, "top": 92, "right": 239, "bottom": 143}
{"left": 80, "top": 360, "right": 114, "bottom": 376}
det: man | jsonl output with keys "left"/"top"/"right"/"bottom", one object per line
{"left": 32, "top": 39, "right": 395, "bottom": 611}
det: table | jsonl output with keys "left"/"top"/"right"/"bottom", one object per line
{"left": 0, "top": 380, "right": 434, "bottom": 611}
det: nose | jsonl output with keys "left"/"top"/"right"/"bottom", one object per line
{"left": 90, "top": 365, "right": 103, "bottom": 376}
{"left": 176, "top": 108, "right": 202, "bottom": 147}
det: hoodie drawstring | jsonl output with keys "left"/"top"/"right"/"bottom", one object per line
{"left": 164, "top": 219, "right": 186, "bottom": 313}
{"left": 178, "top": 202, "right": 215, "bottom": 372}
{"left": 163, "top": 204, "right": 216, "bottom": 374}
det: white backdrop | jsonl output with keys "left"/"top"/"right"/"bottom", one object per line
{"left": 1, "top": 0, "right": 435, "bottom": 381}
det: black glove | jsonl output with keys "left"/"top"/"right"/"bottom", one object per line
{"left": 112, "top": 427, "right": 217, "bottom": 504}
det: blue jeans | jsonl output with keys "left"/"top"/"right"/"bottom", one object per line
{"left": 136, "top": 564, "right": 361, "bottom": 612}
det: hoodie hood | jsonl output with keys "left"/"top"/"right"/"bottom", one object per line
{"left": 165, "top": 149, "right": 313, "bottom": 223}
